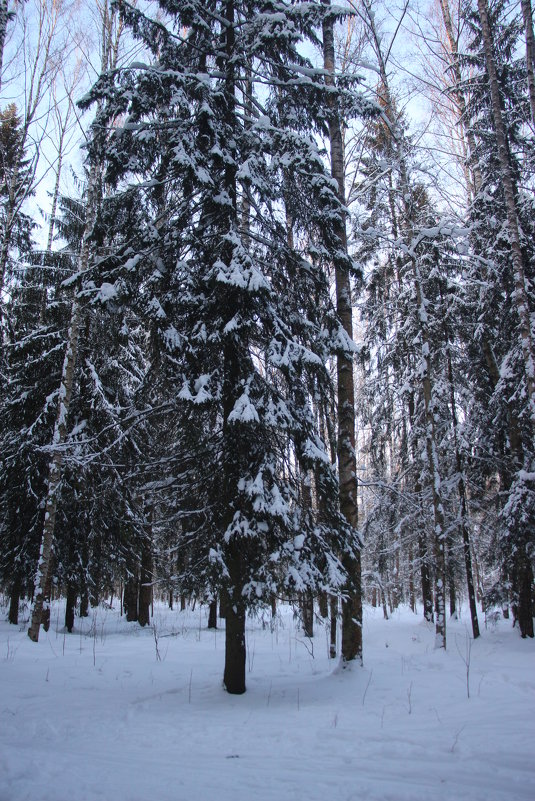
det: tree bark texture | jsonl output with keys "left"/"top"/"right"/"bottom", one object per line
{"left": 301, "top": 592, "right": 314, "bottom": 638}
{"left": 8, "top": 571, "right": 21, "bottom": 625}
{"left": 138, "top": 535, "right": 153, "bottom": 627}
{"left": 323, "top": 0, "right": 362, "bottom": 666}
{"left": 208, "top": 599, "right": 218, "bottom": 629}
{"left": 65, "top": 584, "right": 76, "bottom": 633}
{"left": 220, "top": 0, "right": 247, "bottom": 695}
{"left": 223, "top": 592, "right": 246, "bottom": 694}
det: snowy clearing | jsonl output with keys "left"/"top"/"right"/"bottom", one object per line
{"left": 0, "top": 602, "right": 533, "bottom": 801}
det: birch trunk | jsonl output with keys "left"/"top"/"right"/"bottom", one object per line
{"left": 323, "top": 1, "right": 362, "bottom": 665}
{"left": 27, "top": 165, "right": 100, "bottom": 641}
{"left": 438, "top": 0, "right": 483, "bottom": 195}
{"left": 27, "top": 0, "right": 123, "bottom": 643}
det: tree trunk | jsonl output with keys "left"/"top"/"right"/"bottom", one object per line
{"left": 208, "top": 599, "right": 218, "bottom": 629}
{"left": 65, "top": 584, "right": 76, "bottom": 633}
{"left": 27, "top": 160, "right": 101, "bottom": 643}
{"left": 444, "top": 343, "right": 480, "bottom": 638}
{"left": 516, "top": 558, "right": 534, "bottom": 638}
{"left": 419, "top": 532, "right": 434, "bottom": 622}
{"left": 124, "top": 575, "right": 139, "bottom": 623}
{"left": 381, "top": 589, "right": 389, "bottom": 621}
{"left": 270, "top": 595, "right": 277, "bottom": 619}
{"left": 448, "top": 558, "right": 457, "bottom": 619}
{"left": 223, "top": 589, "right": 246, "bottom": 694}
{"left": 438, "top": 0, "right": 483, "bottom": 196}
{"left": 408, "top": 545, "right": 417, "bottom": 613}
{"left": 318, "top": 593, "right": 328, "bottom": 619}
{"left": 323, "top": 0, "right": 362, "bottom": 666}
{"left": 79, "top": 585, "right": 89, "bottom": 618}
{"left": 329, "top": 595, "right": 337, "bottom": 659}
{"left": 8, "top": 571, "right": 21, "bottom": 625}
{"left": 138, "top": 536, "right": 152, "bottom": 628}
{"left": 301, "top": 592, "right": 314, "bottom": 638}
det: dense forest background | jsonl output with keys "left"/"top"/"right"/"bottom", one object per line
{"left": 1, "top": 0, "right": 534, "bottom": 694}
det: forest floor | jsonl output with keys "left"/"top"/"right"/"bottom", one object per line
{"left": 0, "top": 598, "right": 533, "bottom": 801}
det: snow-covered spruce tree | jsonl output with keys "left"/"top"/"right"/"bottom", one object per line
{"left": 84, "top": 0, "right": 368, "bottom": 692}
{"left": 460, "top": 0, "right": 535, "bottom": 637}
{"left": 0, "top": 105, "right": 58, "bottom": 625}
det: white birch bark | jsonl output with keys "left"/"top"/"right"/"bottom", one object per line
{"left": 27, "top": 0, "right": 120, "bottom": 641}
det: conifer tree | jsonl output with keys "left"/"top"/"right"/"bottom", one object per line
{"left": 85, "top": 0, "right": 368, "bottom": 692}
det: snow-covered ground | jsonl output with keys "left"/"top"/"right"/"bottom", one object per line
{"left": 0, "top": 599, "right": 533, "bottom": 801}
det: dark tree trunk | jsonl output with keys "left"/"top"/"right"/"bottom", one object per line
{"left": 448, "top": 547, "right": 457, "bottom": 619}
{"left": 124, "top": 576, "right": 138, "bottom": 622}
{"left": 40, "top": 562, "right": 53, "bottom": 633}
{"left": 516, "top": 558, "right": 534, "bottom": 638}
{"left": 318, "top": 593, "right": 328, "bottom": 619}
{"left": 301, "top": 592, "right": 314, "bottom": 638}
{"left": 270, "top": 595, "right": 276, "bottom": 619}
{"left": 65, "top": 584, "right": 76, "bottom": 633}
{"left": 419, "top": 533, "right": 434, "bottom": 623}
{"left": 79, "top": 589, "right": 89, "bottom": 618}
{"left": 181, "top": 594, "right": 187, "bottom": 611}
{"left": 138, "top": 537, "right": 152, "bottom": 628}
{"left": 408, "top": 546, "right": 417, "bottom": 613}
{"left": 8, "top": 572, "right": 21, "bottom": 625}
{"left": 223, "top": 591, "right": 246, "bottom": 694}
{"left": 329, "top": 595, "right": 337, "bottom": 658}
{"left": 208, "top": 599, "right": 218, "bottom": 629}
{"left": 89, "top": 536, "right": 101, "bottom": 609}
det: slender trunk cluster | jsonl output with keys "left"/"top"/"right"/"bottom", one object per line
{"left": 27, "top": 163, "right": 100, "bottom": 642}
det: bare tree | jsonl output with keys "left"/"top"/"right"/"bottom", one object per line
{"left": 0, "top": 0, "right": 72, "bottom": 296}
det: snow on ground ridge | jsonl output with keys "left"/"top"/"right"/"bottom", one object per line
{"left": 0, "top": 601, "right": 534, "bottom": 801}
